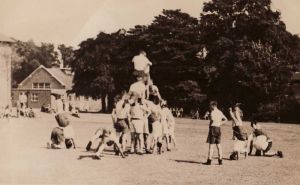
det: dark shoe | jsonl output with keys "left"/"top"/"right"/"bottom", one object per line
{"left": 145, "top": 150, "right": 152, "bottom": 154}
{"left": 123, "top": 152, "right": 128, "bottom": 156}
{"left": 86, "top": 141, "right": 92, "bottom": 151}
{"left": 277, "top": 151, "right": 283, "bottom": 158}
{"left": 167, "top": 148, "right": 171, "bottom": 152}
{"left": 137, "top": 152, "right": 143, "bottom": 155}
{"left": 94, "top": 155, "right": 101, "bottom": 160}
{"left": 203, "top": 159, "right": 212, "bottom": 165}
{"left": 218, "top": 159, "right": 223, "bottom": 165}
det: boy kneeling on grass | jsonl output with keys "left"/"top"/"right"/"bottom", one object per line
{"left": 47, "top": 113, "right": 76, "bottom": 149}
{"left": 248, "top": 119, "right": 283, "bottom": 158}
{"left": 204, "top": 101, "right": 228, "bottom": 165}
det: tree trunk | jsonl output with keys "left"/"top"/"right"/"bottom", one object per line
{"left": 101, "top": 95, "right": 107, "bottom": 113}
{"left": 107, "top": 93, "right": 115, "bottom": 113}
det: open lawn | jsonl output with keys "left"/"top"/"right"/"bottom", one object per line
{"left": 0, "top": 113, "right": 299, "bottom": 185}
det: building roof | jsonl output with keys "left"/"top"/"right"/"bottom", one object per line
{"left": 0, "top": 33, "right": 15, "bottom": 43}
{"left": 19, "top": 65, "right": 73, "bottom": 90}
{"left": 47, "top": 68, "right": 73, "bottom": 90}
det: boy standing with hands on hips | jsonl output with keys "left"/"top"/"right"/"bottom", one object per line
{"left": 204, "top": 101, "right": 228, "bottom": 165}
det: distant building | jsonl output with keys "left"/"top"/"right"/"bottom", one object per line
{"left": 292, "top": 71, "right": 300, "bottom": 103}
{"left": 0, "top": 33, "right": 15, "bottom": 109}
{"left": 12, "top": 65, "right": 102, "bottom": 112}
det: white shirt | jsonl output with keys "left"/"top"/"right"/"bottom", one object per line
{"left": 115, "top": 100, "right": 130, "bottom": 119}
{"left": 64, "top": 125, "right": 75, "bottom": 139}
{"left": 230, "top": 110, "right": 243, "bottom": 126}
{"left": 253, "top": 135, "right": 268, "bottom": 150}
{"left": 132, "top": 54, "right": 152, "bottom": 73}
{"left": 210, "top": 108, "right": 227, "bottom": 127}
{"left": 129, "top": 81, "right": 146, "bottom": 99}
{"left": 162, "top": 107, "right": 175, "bottom": 126}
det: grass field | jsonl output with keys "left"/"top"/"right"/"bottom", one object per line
{"left": 0, "top": 112, "right": 299, "bottom": 185}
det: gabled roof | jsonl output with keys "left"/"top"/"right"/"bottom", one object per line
{"left": 47, "top": 68, "right": 73, "bottom": 90}
{"left": 19, "top": 65, "right": 73, "bottom": 90}
{"left": 0, "top": 33, "right": 15, "bottom": 43}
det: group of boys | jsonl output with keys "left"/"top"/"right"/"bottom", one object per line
{"left": 204, "top": 101, "right": 283, "bottom": 165}
{"left": 47, "top": 50, "right": 177, "bottom": 160}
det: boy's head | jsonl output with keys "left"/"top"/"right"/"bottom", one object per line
{"left": 209, "top": 101, "right": 218, "bottom": 110}
{"left": 55, "top": 113, "right": 70, "bottom": 127}
{"left": 234, "top": 103, "right": 242, "bottom": 111}
{"left": 139, "top": 50, "right": 146, "bottom": 56}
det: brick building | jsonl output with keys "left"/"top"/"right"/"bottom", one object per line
{"left": 12, "top": 65, "right": 101, "bottom": 112}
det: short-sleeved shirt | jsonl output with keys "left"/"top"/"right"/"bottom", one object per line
{"left": 64, "top": 125, "right": 75, "bottom": 139}
{"left": 115, "top": 100, "right": 130, "bottom": 119}
{"left": 210, "top": 109, "right": 227, "bottom": 127}
{"left": 129, "top": 81, "right": 146, "bottom": 99}
{"left": 132, "top": 54, "right": 152, "bottom": 73}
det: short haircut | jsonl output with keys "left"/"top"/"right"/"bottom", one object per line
{"left": 210, "top": 101, "right": 218, "bottom": 107}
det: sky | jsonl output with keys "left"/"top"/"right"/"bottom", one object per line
{"left": 0, "top": 0, "right": 299, "bottom": 47}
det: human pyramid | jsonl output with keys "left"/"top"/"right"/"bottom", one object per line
{"left": 47, "top": 50, "right": 284, "bottom": 163}
{"left": 47, "top": 50, "right": 177, "bottom": 160}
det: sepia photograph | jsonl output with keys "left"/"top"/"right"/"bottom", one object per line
{"left": 0, "top": 0, "right": 299, "bottom": 184}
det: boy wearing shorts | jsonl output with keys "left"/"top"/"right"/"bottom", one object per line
{"left": 204, "top": 101, "right": 228, "bottom": 165}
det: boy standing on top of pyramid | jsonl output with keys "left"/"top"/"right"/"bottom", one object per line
{"left": 132, "top": 50, "right": 152, "bottom": 82}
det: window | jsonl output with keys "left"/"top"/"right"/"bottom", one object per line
{"left": 33, "top": 83, "right": 38, "bottom": 89}
{"left": 31, "top": 93, "right": 38, "bottom": 102}
{"left": 45, "top": 83, "right": 50, "bottom": 89}
{"left": 32, "top": 83, "right": 50, "bottom": 89}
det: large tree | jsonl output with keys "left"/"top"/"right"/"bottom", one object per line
{"left": 126, "top": 9, "right": 204, "bottom": 111}
{"left": 199, "top": 0, "right": 300, "bottom": 118}
{"left": 12, "top": 40, "right": 59, "bottom": 87}
{"left": 58, "top": 44, "right": 75, "bottom": 68}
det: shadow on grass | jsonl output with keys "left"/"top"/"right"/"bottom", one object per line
{"left": 171, "top": 159, "right": 202, "bottom": 164}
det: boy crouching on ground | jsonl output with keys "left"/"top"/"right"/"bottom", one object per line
{"left": 47, "top": 113, "right": 76, "bottom": 149}
{"left": 85, "top": 128, "right": 127, "bottom": 160}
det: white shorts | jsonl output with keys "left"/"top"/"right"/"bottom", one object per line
{"left": 132, "top": 119, "right": 144, "bottom": 134}
{"left": 152, "top": 121, "right": 162, "bottom": 139}
{"left": 143, "top": 118, "right": 149, "bottom": 134}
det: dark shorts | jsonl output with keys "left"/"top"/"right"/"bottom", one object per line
{"left": 207, "top": 126, "right": 221, "bottom": 144}
{"left": 133, "top": 70, "right": 146, "bottom": 78}
{"left": 232, "top": 126, "right": 247, "bottom": 141}
{"left": 114, "top": 119, "right": 129, "bottom": 133}
{"left": 51, "top": 127, "right": 64, "bottom": 145}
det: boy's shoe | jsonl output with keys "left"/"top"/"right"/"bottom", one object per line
{"left": 277, "top": 151, "right": 283, "bottom": 158}
{"left": 203, "top": 159, "right": 212, "bottom": 165}
{"left": 145, "top": 150, "right": 152, "bottom": 154}
{"left": 86, "top": 141, "right": 92, "bottom": 151}
{"left": 123, "top": 152, "right": 128, "bottom": 156}
{"left": 167, "top": 148, "right": 171, "bottom": 152}
{"left": 94, "top": 155, "right": 101, "bottom": 160}
{"left": 218, "top": 159, "right": 223, "bottom": 165}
